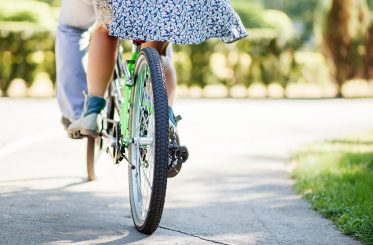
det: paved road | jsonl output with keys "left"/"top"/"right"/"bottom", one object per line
{"left": 1, "top": 98, "right": 372, "bottom": 245}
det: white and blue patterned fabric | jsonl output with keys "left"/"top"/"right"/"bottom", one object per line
{"left": 106, "top": 0, "right": 247, "bottom": 44}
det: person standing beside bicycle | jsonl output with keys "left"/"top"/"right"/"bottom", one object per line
{"left": 55, "top": 0, "right": 174, "bottom": 128}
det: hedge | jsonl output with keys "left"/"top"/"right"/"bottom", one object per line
{"left": 0, "top": 23, "right": 55, "bottom": 93}
{"left": 1, "top": 26, "right": 332, "bottom": 95}
{"left": 0, "top": 0, "right": 332, "bottom": 96}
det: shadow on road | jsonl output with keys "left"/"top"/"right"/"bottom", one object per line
{"left": 0, "top": 178, "right": 148, "bottom": 244}
{"left": 0, "top": 176, "right": 87, "bottom": 195}
{"left": 0, "top": 156, "right": 358, "bottom": 245}
{"left": 0, "top": 164, "right": 295, "bottom": 245}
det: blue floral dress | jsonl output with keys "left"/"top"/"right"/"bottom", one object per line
{"left": 94, "top": 0, "right": 247, "bottom": 44}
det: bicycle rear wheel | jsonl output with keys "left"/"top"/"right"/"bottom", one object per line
{"left": 128, "top": 47, "right": 169, "bottom": 234}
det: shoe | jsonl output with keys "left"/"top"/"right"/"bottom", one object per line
{"left": 61, "top": 116, "right": 71, "bottom": 131}
{"left": 67, "top": 95, "right": 106, "bottom": 139}
{"left": 67, "top": 113, "right": 100, "bottom": 139}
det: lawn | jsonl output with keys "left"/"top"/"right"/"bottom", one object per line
{"left": 292, "top": 131, "right": 373, "bottom": 244}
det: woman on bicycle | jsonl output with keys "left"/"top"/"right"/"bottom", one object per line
{"left": 68, "top": 0, "right": 247, "bottom": 137}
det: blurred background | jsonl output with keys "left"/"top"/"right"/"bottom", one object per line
{"left": 1, "top": 0, "right": 373, "bottom": 98}
{"left": 1, "top": 2, "right": 373, "bottom": 243}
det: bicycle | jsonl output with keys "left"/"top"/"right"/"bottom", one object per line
{"left": 83, "top": 40, "right": 188, "bottom": 234}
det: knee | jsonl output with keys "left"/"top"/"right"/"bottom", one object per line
{"left": 93, "top": 25, "right": 119, "bottom": 43}
{"left": 95, "top": 25, "right": 110, "bottom": 34}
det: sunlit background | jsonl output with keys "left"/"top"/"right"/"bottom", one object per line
{"left": 1, "top": 0, "right": 373, "bottom": 98}
{"left": 1, "top": 1, "right": 373, "bottom": 244}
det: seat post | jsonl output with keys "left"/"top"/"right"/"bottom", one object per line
{"left": 132, "top": 40, "right": 145, "bottom": 53}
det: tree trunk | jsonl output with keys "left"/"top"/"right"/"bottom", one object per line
{"left": 324, "top": 0, "right": 352, "bottom": 95}
{"left": 323, "top": 0, "right": 370, "bottom": 96}
{"left": 365, "top": 23, "right": 373, "bottom": 79}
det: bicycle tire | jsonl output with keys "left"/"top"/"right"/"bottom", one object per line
{"left": 128, "top": 47, "right": 169, "bottom": 234}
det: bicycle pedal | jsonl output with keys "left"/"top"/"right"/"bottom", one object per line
{"left": 167, "top": 161, "right": 182, "bottom": 178}
{"left": 68, "top": 130, "right": 83, "bottom": 140}
{"left": 177, "top": 146, "right": 189, "bottom": 164}
{"left": 167, "top": 146, "right": 187, "bottom": 178}
{"left": 175, "top": 115, "right": 182, "bottom": 124}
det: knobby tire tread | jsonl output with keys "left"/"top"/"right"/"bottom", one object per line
{"left": 129, "top": 47, "right": 169, "bottom": 234}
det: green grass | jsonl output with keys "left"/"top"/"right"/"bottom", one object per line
{"left": 292, "top": 131, "right": 373, "bottom": 244}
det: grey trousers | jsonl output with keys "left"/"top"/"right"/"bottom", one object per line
{"left": 56, "top": 0, "right": 95, "bottom": 121}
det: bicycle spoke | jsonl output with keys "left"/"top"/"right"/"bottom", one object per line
{"left": 128, "top": 48, "right": 168, "bottom": 233}
{"left": 133, "top": 68, "right": 154, "bottom": 218}
{"left": 140, "top": 159, "right": 152, "bottom": 189}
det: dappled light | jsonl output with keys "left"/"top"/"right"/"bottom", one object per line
{"left": 1, "top": 0, "right": 373, "bottom": 244}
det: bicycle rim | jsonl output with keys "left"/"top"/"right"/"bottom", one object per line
{"left": 128, "top": 48, "right": 168, "bottom": 234}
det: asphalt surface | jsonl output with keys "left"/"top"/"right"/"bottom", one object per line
{"left": 1, "top": 98, "right": 372, "bottom": 245}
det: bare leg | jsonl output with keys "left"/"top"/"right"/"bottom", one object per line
{"left": 87, "top": 26, "right": 119, "bottom": 97}
{"left": 142, "top": 41, "right": 177, "bottom": 106}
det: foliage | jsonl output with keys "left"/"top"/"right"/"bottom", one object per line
{"left": 36, "top": 0, "right": 60, "bottom": 7}
{"left": 0, "top": 0, "right": 332, "bottom": 96}
{"left": 292, "top": 132, "right": 373, "bottom": 244}
{"left": 0, "top": 0, "right": 57, "bottom": 94}
{"left": 0, "top": 0, "right": 57, "bottom": 31}
{"left": 232, "top": 0, "right": 295, "bottom": 39}
{"left": 257, "top": 0, "right": 320, "bottom": 40}
{"left": 171, "top": 29, "right": 325, "bottom": 90}
{"left": 124, "top": 30, "right": 313, "bottom": 90}
{"left": 232, "top": 1, "right": 272, "bottom": 28}
{"left": 0, "top": 25, "right": 56, "bottom": 93}
{"left": 368, "top": 1, "right": 373, "bottom": 10}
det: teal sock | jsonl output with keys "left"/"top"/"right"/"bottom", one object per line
{"left": 168, "top": 106, "right": 177, "bottom": 125}
{"left": 84, "top": 96, "right": 106, "bottom": 116}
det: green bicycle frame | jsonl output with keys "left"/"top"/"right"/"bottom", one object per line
{"left": 118, "top": 41, "right": 155, "bottom": 147}
{"left": 120, "top": 43, "right": 140, "bottom": 145}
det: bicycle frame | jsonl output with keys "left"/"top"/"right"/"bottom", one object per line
{"left": 111, "top": 41, "right": 147, "bottom": 147}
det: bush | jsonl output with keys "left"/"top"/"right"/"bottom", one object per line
{"left": 0, "top": 26, "right": 328, "bottom": 96}
{"left": 0, "top": 0, "right": 57, "bottom": 94}
{"left": 0, "top": 23, "right": 56, "bottom": 94}
{"left": 172, "top": 29, "right": 326, "bottom": 91}
{"left": 0, "top": 1, "right": 57, "bottom": 30}
{"left": 232, "top": 1, "right": 272, "bottom": 28}
{"left": 0, "top": 0, "right": 332, "bottom": 97}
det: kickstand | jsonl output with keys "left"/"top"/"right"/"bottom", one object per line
{"left": 122, "top": 154, "right": 136, "bottom": 170}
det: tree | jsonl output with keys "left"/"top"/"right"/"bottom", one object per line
{"left": 364, "top": 5, "right": 373, "bottom": 79}
{"left": 322, "top": 0, "right": 371, "bottom": 97}
{"left": 259, "top": 0, "right": 319, "bottom": 41}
